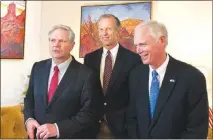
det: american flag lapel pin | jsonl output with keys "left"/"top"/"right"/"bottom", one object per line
{"left": 170, "top": 79, "right": 175, "bottom": 83}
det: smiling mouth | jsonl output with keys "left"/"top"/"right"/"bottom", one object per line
{"left": 142, "top": 54, "right": 148, "bottom": 59}
{"left": 102, "top": 37, "right": 109, "bottom": 40}
{"left": 53, "top": 50, "right": 60, "bottom": 53}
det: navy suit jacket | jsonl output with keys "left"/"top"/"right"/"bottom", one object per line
{"left": 84, "top": 45, "right": 141, "bottom": 138}
{"left": 127, "top": 55, "right": 209, "bottom": 139}
{"left": 23, "top": 57, "right": 104, "bottom": 138}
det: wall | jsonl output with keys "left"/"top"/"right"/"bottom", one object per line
{"left": 1, "top": 1, "right": 212, "bottom": 106}
{"left": 1, "top": 1, "right": 42, "bottom": 106}
{"left": 40, "top": 1, "right": 212, "bottom": 106}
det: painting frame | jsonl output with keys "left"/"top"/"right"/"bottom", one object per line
{"left": 79, "top": 1, "right": 152, "bottom": 58}
{"left": 1, "top": 0, "right": 27, "bottom": 59}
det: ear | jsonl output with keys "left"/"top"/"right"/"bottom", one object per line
{"left": 71, "top": 41, "right": 75, "bottom": 46}
{"left": 69, "top": 41, "right": 75, "bottom": 51}
{"left": 116, "top": 27, "right": 121, "bottom": 38}
{"left": 159, "top": 36, "right": 166, "bottom": 44}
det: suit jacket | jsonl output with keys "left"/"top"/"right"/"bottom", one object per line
{"left": 127, "top": 55, "right": 209, "bottom": 139}
{"left": 23, "top": 56, "right": 104, "bottom": 138}
{"left": 84, "top": 45, "right": 141, "bottom": 138}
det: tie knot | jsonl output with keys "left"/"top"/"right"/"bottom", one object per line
{"left": 152, "top": 70, "right": 158, "bottom": 77}
{"left": 54, "top": 66, "right": 59, "bottom": 72}
{"left": 107, "top": 50, "right": 111, "bottom": 55}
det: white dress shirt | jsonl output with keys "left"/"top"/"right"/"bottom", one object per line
{"left": 149, "top": 54, "right": 170, "bottom": 95}
{"left": 100, "top": 43, "right": 119, "bottom": 87}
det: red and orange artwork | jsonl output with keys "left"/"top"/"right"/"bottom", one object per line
{"left": 1, "top": 1, "right": 26, "bottom": 59}
{"left": 80, "top": 2, "right": 151, "bottom": 58}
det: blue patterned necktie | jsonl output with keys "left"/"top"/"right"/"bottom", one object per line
{"left": 149, "top": 70, "right": 159, "bottom": 119}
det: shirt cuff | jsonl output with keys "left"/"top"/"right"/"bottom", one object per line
{"left": 25, "top": 118, "right": 34, "bottom": 126}
{"left": 54, "top": 123, "right": 60, "bottom": 138}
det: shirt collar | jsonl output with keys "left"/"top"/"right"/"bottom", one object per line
{"left": 103, "top": 43, "right": 119, "bottom": 56}
{"left": 51, "top": 55, "right": 72, "bottom": 74}
{"left": 149, "top": 54, "right": 170, "bottom": 76}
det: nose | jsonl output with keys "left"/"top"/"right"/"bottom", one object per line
{"left": 102, "top": 29, "right": 108, "bottom": 35}
{"left": 136, "top": 46, "right": 144, "bottom": 54}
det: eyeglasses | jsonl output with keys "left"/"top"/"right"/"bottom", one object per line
{"left": 49, "top": 38, "right": 69, "bottom": 45}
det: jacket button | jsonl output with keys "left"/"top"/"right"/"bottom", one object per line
{"left": 104, "top": 102, "right": 107, "bottom": 106}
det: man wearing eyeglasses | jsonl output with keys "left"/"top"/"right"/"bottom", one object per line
{"left": 23, "top": 24, "right": 104, "bottom": 139}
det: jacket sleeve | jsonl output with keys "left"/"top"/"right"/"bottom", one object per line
{"left": 181, "top": 71, "right": 209, "bottom": 139}
{"left": 23, "top": 62, "right": 37, "bottom": 122}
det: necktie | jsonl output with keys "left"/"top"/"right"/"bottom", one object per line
{"left": 103, "top": 50, "right": 112, "bottom": 95}
{"left": 149, "top": 70, "right": 159, "bottom": 119}
{"left": 48, "top": 66, "right": 59, "bottom": 103}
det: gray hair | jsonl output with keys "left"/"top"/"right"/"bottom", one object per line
{"left": 97, "top": 14, "right": 121, "bottom": 29}
{"left": 135, "top": 20, "right": 168, "bottom": 46}
{"left": 48, "top": 24, "right": 75, "bottom": 42}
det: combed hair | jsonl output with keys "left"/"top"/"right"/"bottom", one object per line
{"left": 48, "top": 24, "right": 75, "bottom": 42}
{"left": 97, "top": 14, "right": 121, "bottom": 29}
{"left": 135, "top": 20, "right": 168, "bottom": 46}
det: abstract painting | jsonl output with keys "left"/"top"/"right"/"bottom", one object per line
{"left": 80, "top": 2, "right": 151, "bottom": 58}
{"left": 1, "top": 1, "right": 26, "bottom": 59}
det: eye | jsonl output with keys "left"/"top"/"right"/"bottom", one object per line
{"left": 50, "top": 38, "right": 56, "bottom": 43}
{"left": 138, "top": 43, "right": 146, "bottom": 48}
{"left": 107, "top": 28, "right": 112, "bottom": 31}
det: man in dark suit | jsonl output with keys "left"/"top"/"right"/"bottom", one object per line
{"left": 84, "top": 14, "right": 141, "bottom": 138}
{"left": 127, "top": 20, "right": 209, "bottom": 139}
{"left": 23, "top": 24, "right": 104, "bottom": 139}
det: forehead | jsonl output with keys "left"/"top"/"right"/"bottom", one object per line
{"left": 98, "top": 17, "right": 116, "bottom": 28}
{"left": 50, "top": 28, "right": 69, "bottom": 39}
{"left": 134, "top": 27, "right": 153, "bottom": 44}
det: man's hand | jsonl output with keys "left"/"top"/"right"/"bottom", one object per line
{"left": 36, "top": 123, "right": 57, "bottom": 139}
{"left": 26, "top": 119, "right": 40, "bottom": 139}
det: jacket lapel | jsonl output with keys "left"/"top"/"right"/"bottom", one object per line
{"left": 150, "top": 56, "right": 177, "bottom": 129}
{"left": 137, "top": 65, "right": 151, "bottom": 137}
{"left": 46, "top": 56, "right": 78, "bottom": 109}
{"left": 41, "top": 59, "right": 51, "bottom": 108}
{"left": 108, "top": 45, "right": 125, "bottom": 89}
{"left": 95, "top": 48, "right": 103, "bottom": 76}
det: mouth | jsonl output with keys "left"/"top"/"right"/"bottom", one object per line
{"left": 102, "top": 37, "right": 109, "bottom": 41}
{"left": 53, "top": 50, "right": 60, "bottom": 53}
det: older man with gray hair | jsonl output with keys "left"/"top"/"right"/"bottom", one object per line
{"left": 24, "top": 24, "right": 104, "bottom": 139}
{"left": 127, "top": 20, "right": 209, "bottom": 138}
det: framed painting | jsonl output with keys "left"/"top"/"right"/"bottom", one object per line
{"left": 80, "top": 2, "right": 152, "bottom": 58}
{"left": 1, "top": 1, "right": 26, "bottom": 59}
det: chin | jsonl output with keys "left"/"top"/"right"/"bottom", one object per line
{"left": 102, "top": 43, "right": 110, "bottom": 46}
{"left": 142, "top": 60, "right": 149, "bottom": 65}
{"left": 52, "top": 55, "right": 62, "bottom": 59}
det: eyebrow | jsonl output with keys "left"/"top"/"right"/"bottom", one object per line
{"left": 135, "top": 42, "right": 146, "bottom": 46}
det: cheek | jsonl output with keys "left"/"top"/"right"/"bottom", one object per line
{"left": 99, "top": 32, "right": 102, "bottom": 37}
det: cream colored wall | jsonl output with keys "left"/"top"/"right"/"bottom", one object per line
{"left": 40, "top": 1, "right": 212, "bottom": 106}
{"left": 1, "top": 1, "right": 212, "bottom": 107}
{"left": 1, "top": 1, "right": 42, "bottom": 106}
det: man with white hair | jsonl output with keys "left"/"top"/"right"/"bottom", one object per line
{"left": 127, "top": 20, "right": 209, "bottom": 138}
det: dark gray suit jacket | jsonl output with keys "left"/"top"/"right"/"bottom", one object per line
{"left": 84, "top": 45, "right": 142, "bottom": 138}
{"left": 127, "top": 55, "right": 209, "bottom": 139}
{"left": 24, "top": 56, "right": 104, "bottom": 138}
